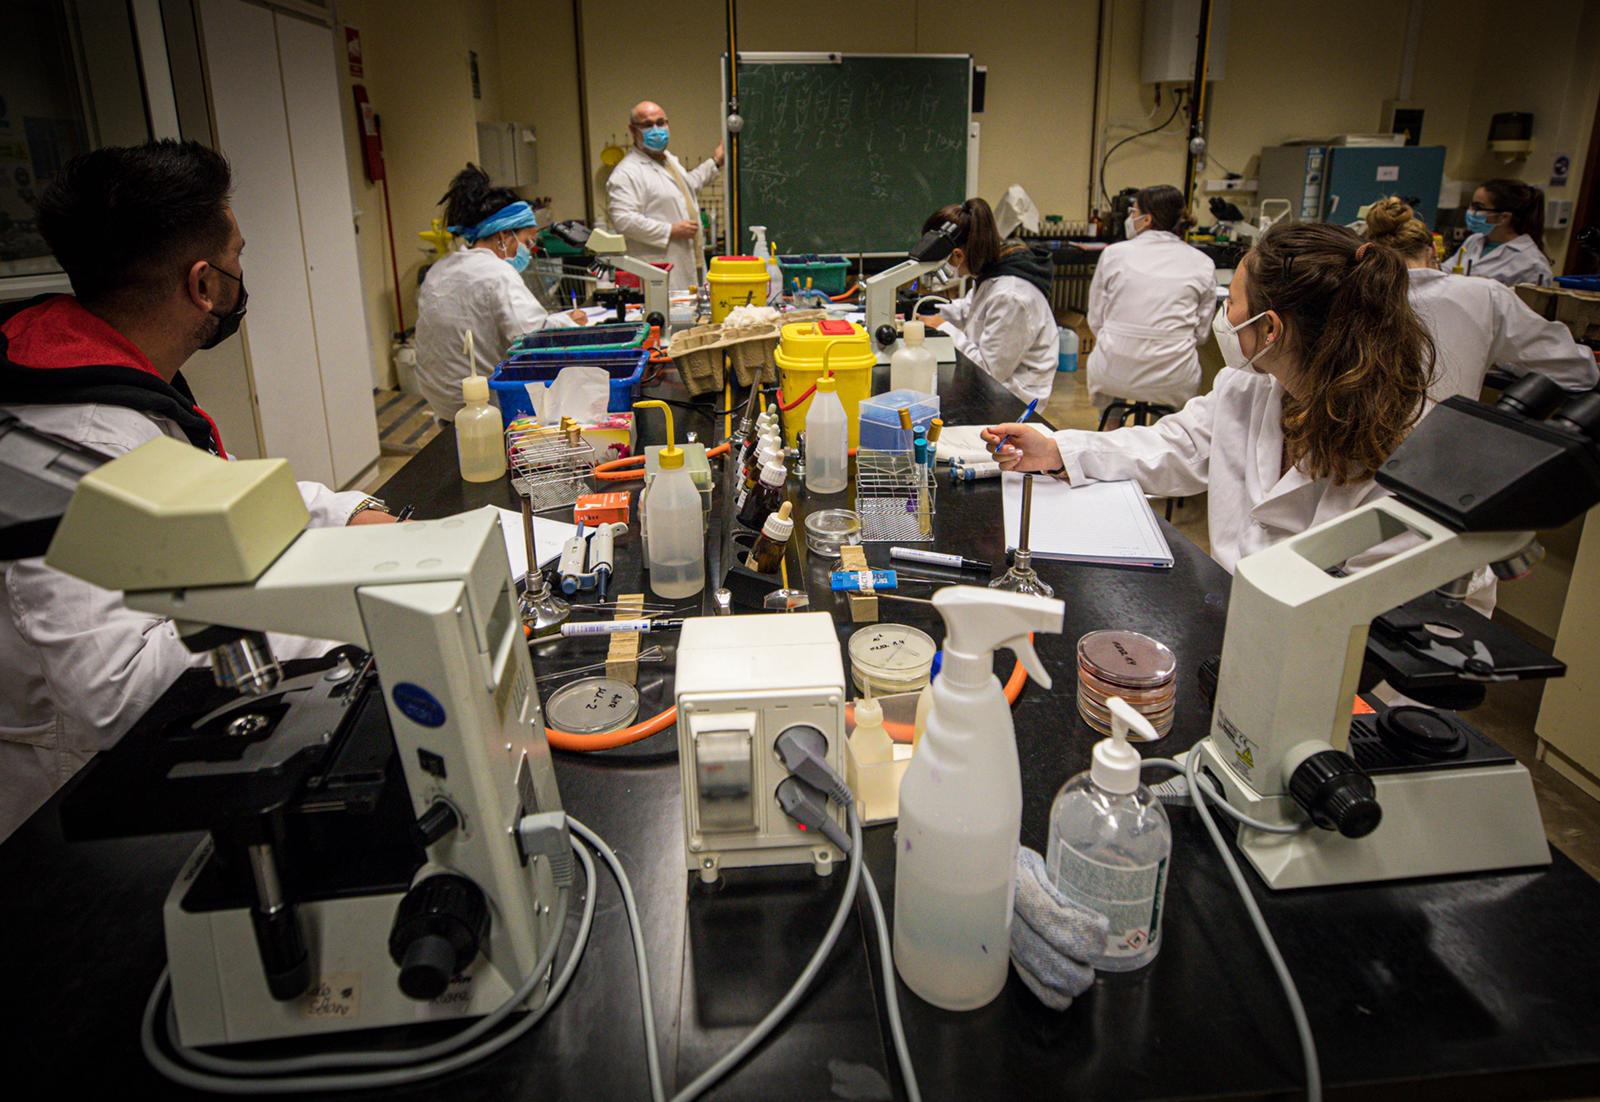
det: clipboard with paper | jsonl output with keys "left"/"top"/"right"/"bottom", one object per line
{"left": 1001, "top": 473, "right": 1174, "bottom": 569}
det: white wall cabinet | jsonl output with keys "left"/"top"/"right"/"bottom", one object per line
{"left": 197, "top": 0, "right": 379, "bottom": 488}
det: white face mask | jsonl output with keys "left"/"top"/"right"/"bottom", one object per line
{"left": 1213, "top": 306, "right": 1272, "bottom": 372}
{"left": 1124, "top": 213, "right": 1141, "bottom": 239}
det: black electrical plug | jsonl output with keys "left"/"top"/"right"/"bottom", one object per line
{"left": 775, "top": 776, "right": 851, "bottom": 854}
{"left": 774, "top": 725, "right": 851, "bottom": 807}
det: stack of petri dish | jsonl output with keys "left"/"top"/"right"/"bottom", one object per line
{"left": 1076, "top": 630, "right": 1177, "bottom": 740}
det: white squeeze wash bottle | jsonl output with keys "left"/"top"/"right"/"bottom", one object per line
{"left": 893, "top": 585, "right": 1065, "bottom": 1010}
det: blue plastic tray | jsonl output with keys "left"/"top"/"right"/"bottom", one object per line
{"left": 489, "top": 348, "right": 648, "bottom": 419}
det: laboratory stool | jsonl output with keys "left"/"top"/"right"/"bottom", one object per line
{"left": 1097, "top": 399, "right": 1183, "bottom": 520}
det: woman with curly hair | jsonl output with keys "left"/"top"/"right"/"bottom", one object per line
{"left": 982, "top": 222, "right": 1434, "bottom": 574}
{"left": 414, "top": 164, "right": 584, "bottom": 420}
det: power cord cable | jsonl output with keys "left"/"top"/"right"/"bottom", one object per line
{"left": 1141, "top": 755, "right": 1321, "bottom": 1101}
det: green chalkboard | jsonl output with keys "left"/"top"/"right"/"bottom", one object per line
{"left": 733, "top": 54, "right": 971, "bottom": 256}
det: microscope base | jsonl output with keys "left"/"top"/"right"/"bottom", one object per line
{"left": 1186, "top": 739, "right": 1551, "bottom": 890}
{"left": 163, "top": 838, "right": 549, "bottom": 1048}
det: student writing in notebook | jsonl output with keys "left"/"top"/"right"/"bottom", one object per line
{"left": 981, "top": 222, "right": 1436, "bottom": 576}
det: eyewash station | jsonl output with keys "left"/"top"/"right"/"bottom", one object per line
{"left": 9, "top": 73, "right": 1600, "bottom": 1102}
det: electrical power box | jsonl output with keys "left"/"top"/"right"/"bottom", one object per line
{"left": 674, "top": 613, "right": 847, "bottom": 883}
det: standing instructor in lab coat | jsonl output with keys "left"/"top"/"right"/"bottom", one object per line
{"left": 606, "top": 101, "right": 724, "bottom": 291}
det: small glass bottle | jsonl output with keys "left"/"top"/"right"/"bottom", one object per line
{"left": 744, "top": 501, "right": 794, "bottom": 574}
{"left": 1046, "top": 697, "right": 1171, "bottom": 972}
{"left": 737, "top": 458, "right": 788, "bottom": 531}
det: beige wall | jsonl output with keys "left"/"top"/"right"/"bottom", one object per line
{"left": 334, "top": 0, "right": 1599, "bottom": 372}
{"left": 335, "top": 0, "right": 504, "bottom": 357}
{"left": 497, "top": 0, "right": 588, "bottom": 221}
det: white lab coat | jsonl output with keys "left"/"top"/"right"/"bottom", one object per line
{"left": 1052, "top": 368, "right": 1392, "bottom": 572}
{"left": 1408, "top": 268, "right": 1597, "bottom": 402}
{"left": 1085, "top": 230, "right": 1218, "bottom": 409}
{"left": 0, "top": 402, "right": 366, "bottom": 842}
{"left": 605, "top": 148, "right": 719, "bottom": 292}
{"left": 414, "top": 246, "right": 577, "bottom": 422}
{"left": 1443, "top": 233, "right": 1553, "bottom": 287}
{"left": 1049, "top": 366, "right": 1498, "bottom": 608}
{"left": 938, "top": 276, "right": 1059, "bottom": 404}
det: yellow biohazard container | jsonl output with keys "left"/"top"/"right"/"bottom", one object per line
{"left": 707, "top": 256, "right": 771, "bottom": 323}
{"left": 774, "top": 319, "right": 876, "bottom": 448}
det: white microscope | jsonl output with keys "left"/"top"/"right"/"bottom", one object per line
{"left": 34, "top": 434, "right": 565, "bottom": 1047}
{"left": 862, "top": 219, "right": 962, "bottom": 366}
{"left": 585, "top": 225, "right": 673, "bottom": 335}
{"left": 1189, "top": 377, "right": 1600, "bottom": 889}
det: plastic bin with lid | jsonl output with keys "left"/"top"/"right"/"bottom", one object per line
{"left": 774, "top": 318, "right": 875, "bottom": 449}
{"left": 508, "top": 322, "right": 650, "bottom": 356}
{"left": 707, "top": 256, "right": 770, "bottom": 322}
{"left": 488, "top": 348, "right": 648, "bottom": 421}
{"left": 778, "top": 254, "right": 851, "bottom": 296}
{"left": 858, "top": 389, "right": 941, "bottom": 451}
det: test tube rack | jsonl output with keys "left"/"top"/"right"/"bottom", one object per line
{"left": 507, "top": 424, "right": 597, "bottom": 512}
{"left": 854, "top": 448, "right": 935, "bottom": 543}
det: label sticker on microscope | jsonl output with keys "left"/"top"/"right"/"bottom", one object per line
{"left": 1217, "top": 711, "right": 1257, "bottom": 778}
{"left": 393, "top": 682, "right": 447, "bottom": 727}
{"left": 301, "top": 973, "right": 361, "bottom": 1021}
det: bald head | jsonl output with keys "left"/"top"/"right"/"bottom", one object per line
{"left": 629, "top": 101, "right": 670, "bottom": 154}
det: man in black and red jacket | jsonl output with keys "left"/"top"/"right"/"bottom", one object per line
{"left": 0, "top": 140, "right": 395, "bottom": 840}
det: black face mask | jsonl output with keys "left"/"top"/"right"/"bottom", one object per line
{"left": 200, "top": 264, "right": 248, "bottom": 350}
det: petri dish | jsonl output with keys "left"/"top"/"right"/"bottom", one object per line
{"left": 1077, "top": 630, "right": 1177, "bottom": 690}
{"left": 805, "top": 509, "right": 863, "bottom": 555}
{"left": 849, "top": 623, "right": 937, "bottom": 696}
{"left": 545, "top": 677, "right": 641, "bottom": 734}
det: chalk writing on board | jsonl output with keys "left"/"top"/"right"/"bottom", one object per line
{"left": 736, "top": 57, "right": 968, "bottom": 254}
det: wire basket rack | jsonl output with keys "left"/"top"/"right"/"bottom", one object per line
{"left": 506, "top": 424, "right": 596, "bottom": 511}
{"left": 855, "top": 448, "right": 935, "bottom": 542}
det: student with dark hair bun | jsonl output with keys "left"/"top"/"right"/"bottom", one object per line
{"left": 1083, "top": 183, "right": 1218, "bottom": 411}
{"left": 1444, "top": 178, "right": 1554, "bottom": 287}
{"left": 414, "top": 164, "right": 585, "bottom": 421}
{"left": 1365, "top": 195, "right": 1594, "bottom": 402}
{"left": 919, "top": 197, "right": 1059, "bottom": 403}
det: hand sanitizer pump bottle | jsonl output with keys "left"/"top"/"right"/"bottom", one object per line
{"left": 1047, "top": 696, "right": 1171, "bottom": 972}
{"left": 893, "top": 586, "right": 1064, "bottom": 1010}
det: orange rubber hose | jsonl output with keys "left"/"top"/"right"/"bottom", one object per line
{"left": 546, "top": 637, "right": 1034, "bottom": 750}
{"left": 594, "top": 440, "right": 731, "bottom": 482}
{"left": 829, "top": 283, "right": 861, "bottom": 302}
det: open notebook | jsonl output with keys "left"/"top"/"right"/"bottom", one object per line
{"left": 1001, "top": 474, "right": 1174, "bottom": 569}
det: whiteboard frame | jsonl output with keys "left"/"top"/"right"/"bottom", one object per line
{"left": 722, "top": 52, "right": 977, "bottom": 258}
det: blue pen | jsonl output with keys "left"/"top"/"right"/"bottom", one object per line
{"left": 994, "top": 398, "right": 1039, "bottom": 457}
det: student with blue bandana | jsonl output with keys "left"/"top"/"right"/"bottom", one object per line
{"left": 605, "top": 100, "right": 724, "bottom": 291}
{"left": 414, "top": 164, "right": 584, "bottom": 420}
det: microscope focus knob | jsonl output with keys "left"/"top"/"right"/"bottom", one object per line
{"left": 388, "top": 873, "right": 490, "bottom": 1000}
{"left": 1288, "top": 750, "right": 1381, "bottom": 838}
{"left": 874, "top": 323, "right": 899, "bottom": 348}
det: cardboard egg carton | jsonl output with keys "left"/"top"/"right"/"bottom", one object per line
{"left": 666, "top": 309, "right": 829, "bottom": 394}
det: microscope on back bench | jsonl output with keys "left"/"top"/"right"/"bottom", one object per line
{"left": 862, "top": 219, "right": 963, "bottom": 366}
{"left": 1189, "top": 375, "right": 1600, "bottom": 889}
{"left": 0, "top": 423, "right": 564, "bottom": 1048}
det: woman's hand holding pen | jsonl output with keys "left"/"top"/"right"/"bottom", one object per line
{"left": 981, "top": 424, "right": 1064, "bottom": 473}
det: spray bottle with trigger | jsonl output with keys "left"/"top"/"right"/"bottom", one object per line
{"left": 893, "top": 585, "right": 1064, "bottom": 1011}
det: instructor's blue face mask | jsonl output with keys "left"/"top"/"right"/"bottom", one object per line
{"left": 641, "top": 125, "right": 670, "bottom": 152}
{"left": 507, "top": 241, "right": 532, "bottom": 274}
{"left": 1464, "top": 210, "right": 1495, "bottom": 235}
